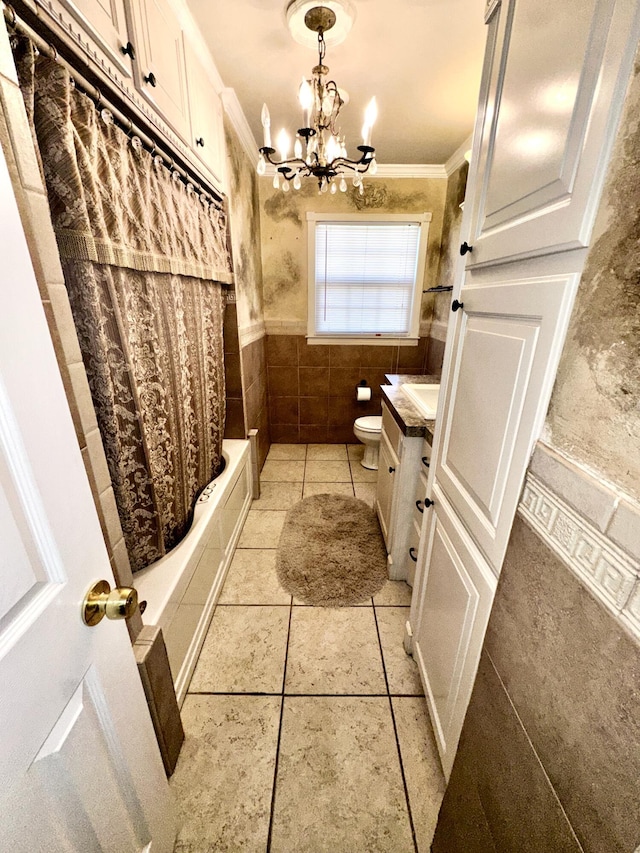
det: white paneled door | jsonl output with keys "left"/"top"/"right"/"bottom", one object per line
{"left": 0, "top": 131, "right": 175, "bottom": 847}
{"left": 411, "top": 0, "right": 640, "bottom": 779}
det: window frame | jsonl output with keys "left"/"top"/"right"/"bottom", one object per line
{"left": 306, "top": 211, "right": 432, "bottom": 345}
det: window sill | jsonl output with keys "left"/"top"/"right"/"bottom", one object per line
{"left": 306, "top": 336, "right": 420, "bottom": 346}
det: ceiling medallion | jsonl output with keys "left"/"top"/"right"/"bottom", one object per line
{"left": 257, "top": 4, "right": 378, "bottom": 195}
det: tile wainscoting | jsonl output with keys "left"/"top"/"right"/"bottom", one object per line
{"left": 266, "top": 334, "right": 442, "bottom": 444}
{"left": 432, "top": 443, "right": 640, "bottom": 853}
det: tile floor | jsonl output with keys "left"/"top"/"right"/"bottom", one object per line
{"left": 171, "top": 444, "right": 445, "bottom": 853}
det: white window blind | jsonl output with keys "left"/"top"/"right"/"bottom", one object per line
{"left": 314, "top": 221, "right": 422, "bottom": 336}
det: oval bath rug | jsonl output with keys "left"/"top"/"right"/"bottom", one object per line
{"left": 276, "top": 494, "right": 387, "bottom": 606}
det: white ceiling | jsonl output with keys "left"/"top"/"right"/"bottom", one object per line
{"left": 186, "top": 0, "right": 487, "bottom": 165}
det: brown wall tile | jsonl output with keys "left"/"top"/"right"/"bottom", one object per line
{"left": 483, "top": 517, "right": 640, "bottom": 853}
{"left": 224, "top": 398, "right": 245, "bottom": 438}
{"left": 360, "top": 345, "right": 398, "bottom": 369}
{"left": 299, "top": 366, "right": 330, "bottom": 396}
{"left": 300, "top": 396, "right": 329, "bottom": 424}
{"left": 300, "top": 424, "right": 328, "bottom": 443}
{"left": 328, "top": 367, "right": 362, "bottom": 397}
{"left": 267, "top": 334, "right": 298, "bottom": 365}
{"left": 426, "top": 337, "right": 445, "bottom": 375}
{"left": 271, "top": 396, "right": 299, "bottom": 424}
{"left": 271, "top": 424, "right": 301, "bottom": 443}
{"left": 298, "top": 338, "right": 330, "bottom": 366}
{"left": 268, "top": 365, "right": 299, "bottom": 396}
{"left": 224, "top": 352, "right": 243, "bottom": 397}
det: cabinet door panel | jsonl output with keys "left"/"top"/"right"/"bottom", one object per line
{"left": 185, "top": 43, "right": 225, "bottom": 187}
{"left": 435, "top": 270, "right": 577, "bottom": 571}
{"left": 53, "top": 0, "right": 132, "bottom": 76}
{"left": 413, "top": 487, "right": 496, "bottom": 779}
{"left": 126, "top": 0, "right": 190, "bottom": 139}
{"left": 467, "top": 0, "right": 640, "bottom": 266}
{"left": 375, "top": 433, "right": 397, "bottom": 549}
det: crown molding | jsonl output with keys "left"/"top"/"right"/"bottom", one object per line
{"left": 221, "top": 89, "right": 259, "bottom": 168}
{"left": 444, "top": 135, "right": 473, "bottom": 176}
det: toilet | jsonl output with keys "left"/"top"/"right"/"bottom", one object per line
{"left": 353, "top": 415, "right": 383, "bottom": 470}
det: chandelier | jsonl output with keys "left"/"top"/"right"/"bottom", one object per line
{"left": 257, "top": 5, "right": 378, "bottom": 194}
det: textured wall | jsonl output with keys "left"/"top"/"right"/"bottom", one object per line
{"left": 224, "top": 118, "right": 265, "bottom": 334}
{"left": 223, "top": 119, "right": 270, "bottom": 466}
{"left": 428, "top": 160, "right": 468, "bottom": 372}
{"left": 258, "top": 176, "right": 447, "bottom": 327}
{"left": 546, "top": 55, "right": 640, "bottom": 499}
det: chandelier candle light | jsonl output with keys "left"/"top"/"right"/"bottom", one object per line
{"left": 257, "top": 5, "right": 378, "bottom": 194}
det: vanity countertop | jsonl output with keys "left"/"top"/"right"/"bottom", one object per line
{"left": 380, "top": 374, "right": 440, "bottom": 441}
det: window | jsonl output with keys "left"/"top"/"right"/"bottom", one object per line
{"left": 307, "top": 213, "right": 431, "bottom": 343}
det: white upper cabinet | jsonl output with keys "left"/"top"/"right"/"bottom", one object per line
{"left": 124, "top": 0, "right": 191, "bottom": 140}
{"left": 184, "top": 42, "right": 226, "bottom": 187}
{"left": 51, "top": 0, "right": 133, "bottom": 77}
{"left": 466, "top": 0, "right": 640, "bottom": 267}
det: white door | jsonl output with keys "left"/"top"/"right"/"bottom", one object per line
{"left": 411, "top": 0, "right": 640, "bottom": 779}
{"left": 0, "top": 132, "right": 175, "bottom": 848}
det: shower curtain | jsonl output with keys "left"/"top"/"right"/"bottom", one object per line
{"left": 13, "top": 36, "right": 234, "bottom": 571}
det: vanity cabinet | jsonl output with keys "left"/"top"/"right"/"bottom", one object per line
{"left": 375, "top": 402, "right": 425, "bottom": 585}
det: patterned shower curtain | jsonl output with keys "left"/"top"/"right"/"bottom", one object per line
{"left": 13, "top": 36, "right": 234, "bottom": 571}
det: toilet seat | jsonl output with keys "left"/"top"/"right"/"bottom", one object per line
{"left": 354, "top": 415, "right": 382, "bottom": 433}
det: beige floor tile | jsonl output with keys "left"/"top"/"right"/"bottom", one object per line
{"left": 350, "top": 460, "right": 379, "bottom": 482}
{"left": 392, "top": 697, "right": 446, "bottom": 852}
{"left": 266, "top": 443, "right": 307, "bottom": 461}
{"left": 306, "top": 443, "right": 348, "bottom": 461}
{"left": 374, "top": 580, "right": 413, "bottom": 606}
{"left": 190, "top": 605, "right": 289, "bottom": 693}
{"left": 270, "top": 697, "right": 414, "bottom": 853}
{"left": 260, "top": 459, "right": 306, "bottom": 482}
{"left": 219, "top": 549, "right": 291, "bottom": 605}
{"left": 164, "top": 603, "right": 204, "bottom": 680}
{"left": 354, "top": 482, "right": 377, "bottom": 508}
{"left": 376, "top": 607, "right": 423, "bottom": 695}
{"left": 304, "top": 460, "right": 352, "bottom": 482}
{"left": 286, "top": 607, "right": 385, "bottom": 694}
{"left": 252, "top": 481, "right": 303, "bottom": 510}
{"left": 302, "top": 481, "right": 354, "bottom": 499}
{"left": 238, "top": 509, "right": 287, "bottom": 548}
{"left": 171, "top": 695, "right": 280, "bottom": 853}
{"left": 347, "top": 443, "right": 365, "bottom": 461}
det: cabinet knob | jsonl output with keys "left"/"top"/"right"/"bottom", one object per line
{"left": 196, "top": 137, "right": 205, "bottom": 147}
{"left": 409, "top": 547, "right": 418, "bottom": 562}
{"left": 388, "top": 466, "right": 395, "bottom": 474}
{"left": 144, "top": 71, "right": 157, "bottom": 87}
{"left": 120, "top": 41, "right": 136, "bottom": 60}
{"left": 451, "top": 299, "right": 464, "bottom": 312}
{"left": 421, "top": 456, "right": 430, "bottom": 468}
{"left": 460, "top": 241, "right": 473, "bottom": 256}
{"left": 424, "top": 498, "right": 435, "bottom": 508}
{"left": 416, "top": 499, "right": 424, "bottom": 513}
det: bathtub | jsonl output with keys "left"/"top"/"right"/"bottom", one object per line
{"left": 135, "top": 438, "right": 252, "bottom": 704}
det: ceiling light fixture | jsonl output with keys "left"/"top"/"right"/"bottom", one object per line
{"left": 257, "top": 5, "right": 377, "bottom": 194}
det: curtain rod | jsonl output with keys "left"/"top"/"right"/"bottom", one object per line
{"left": 2, "top": 2, "right": 225, "bottom": 209}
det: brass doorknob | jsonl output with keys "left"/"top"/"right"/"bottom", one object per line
{"left": 83, "top": 580, "right": 139, "bottom": 627}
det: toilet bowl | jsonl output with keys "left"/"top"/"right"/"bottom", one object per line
{"left": 353, "top": 415, "right": 383, "bottom": 470}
